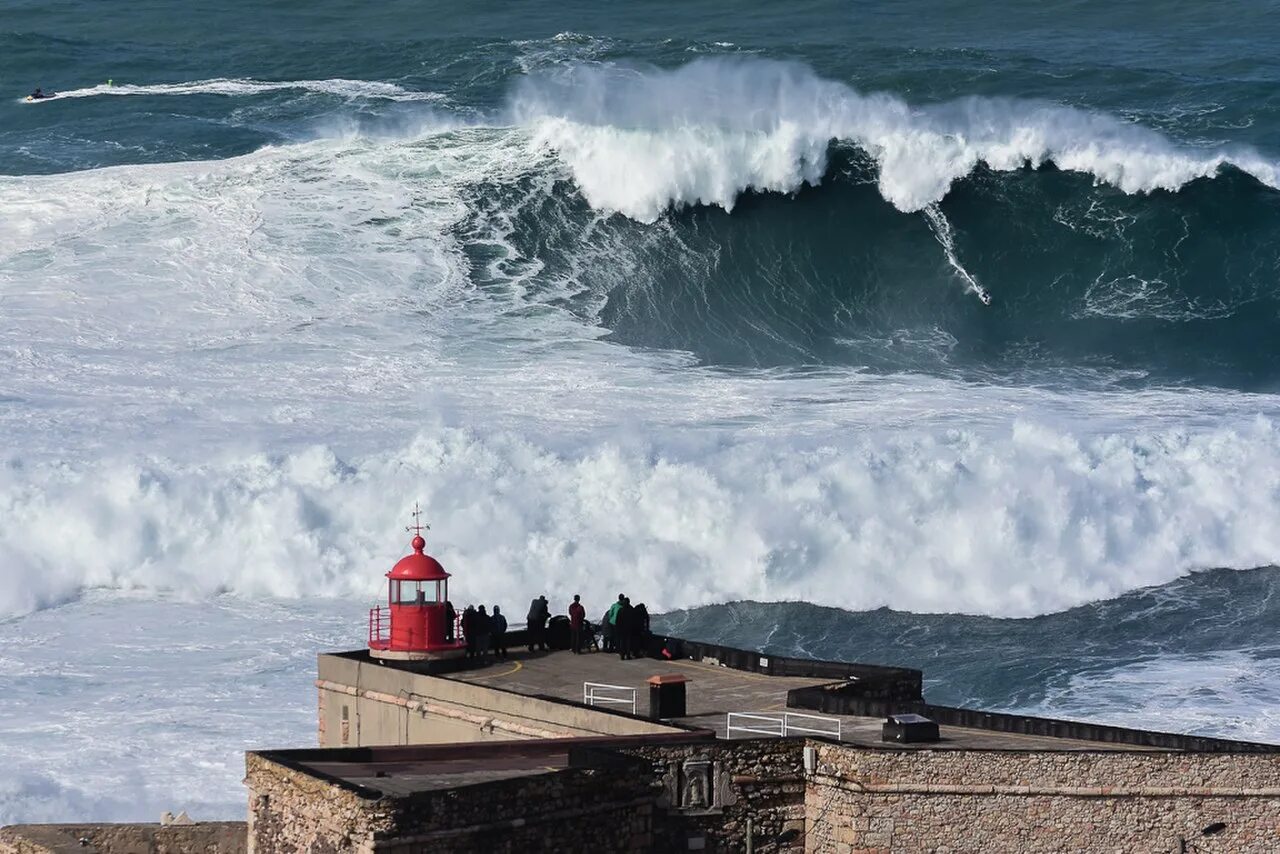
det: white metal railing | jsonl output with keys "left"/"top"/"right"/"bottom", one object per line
{"left": 583, "top": 682, "right": 637, "bottom": 715}
{"left": 726, "top": 713, "right": 784, "bottom": 738}
{"left": 726, "top": 712, "right": 843, "bottom": 740}
{"left": 784, "top": 712, "right": 842, "bottom": 740}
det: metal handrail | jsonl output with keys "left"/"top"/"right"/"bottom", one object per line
{"left": 583, "top": 682, "right": 637, "bottom": 715}
{"left": 368, "top": 606, "right": 390, "bottom": 647}
{"left": 726, "top": 712, "right": 784, "bottom": 738}
{"left": 725, "top": 711, "right": 843, "bottom": 740}
{"left": 784, "top": 712, "right": 842, "bottom": 740}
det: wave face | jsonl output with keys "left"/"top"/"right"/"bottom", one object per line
{"left": 657, "top": 566, "right": 1280, "bottom": 741}
{"left": 491, "top": 60, "right": 1280, "bottom": 384}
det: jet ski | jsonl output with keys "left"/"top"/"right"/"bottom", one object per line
{"left": 24, "top": 89, "right": 55, "bottom": 102}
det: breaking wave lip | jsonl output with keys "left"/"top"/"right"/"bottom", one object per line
{"left": 22, "top": 77, "right": 444, "bottom": 103}
{"left": 507, "top": 57, "right": 1280, "bottom": 220}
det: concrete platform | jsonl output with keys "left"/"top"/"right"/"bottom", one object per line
{"left": 446, "top": 648, "right": 1167, "bottom": 753}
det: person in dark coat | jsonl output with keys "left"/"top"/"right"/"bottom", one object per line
{"left": 616, "top": 596, "right": 635, "bottom": 660}
{"left": 631, "top": 602, "right": 650, "bottom": 658}
{"left": 491, "top": 605, "right": 508, "bottom": 660}
{"left": 474, "top": 605, "right": 492, "bottom": 663}
{"left": 444, "top": 600, "right": 457, "bottom": 642}
{"left": 462, "top": 605, "right": 477, "bottom": 658}
{"left": 568, "top": 594, "right": 586, "bottom": 654}
{"left": 526, "top": 595, "right": 550, "bottom": 651}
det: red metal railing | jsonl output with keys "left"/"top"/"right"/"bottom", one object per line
{"left": 368, "top": 606, "right": 390, "bottom": 649}
{"left": 368, "top": 606, "right": 467, "bottom": 650}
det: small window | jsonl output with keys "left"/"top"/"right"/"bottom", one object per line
{"left": 394, "top": 580, "right": 427, "bottom": 604}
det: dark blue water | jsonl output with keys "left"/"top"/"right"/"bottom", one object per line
{"left": 657, "top": 566, "right": 1280, "bottom": 738}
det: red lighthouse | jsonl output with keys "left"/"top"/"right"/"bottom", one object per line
{"left": 368, "top": 505, "right": 465, "bottom": 663}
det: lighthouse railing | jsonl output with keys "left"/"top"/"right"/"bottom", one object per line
{"left": 368, "top": 606, "right": 391, "bottom": 649}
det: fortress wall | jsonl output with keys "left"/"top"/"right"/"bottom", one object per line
{"left": 315, "top": 654, "right": 678, "bottom": 748}
{"left": 613, "top": 737, "right": 808, "bottom": 853}
{"left": 245, "top": 753, "right": 386, "bottom": 854}
{"left": 244, "top": 751, "right": 658, "bottom": 854}
{"left": 804, "top": 744, "right": 1280, "bottom": 853}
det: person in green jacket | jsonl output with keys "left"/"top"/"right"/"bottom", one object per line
{"left": 604, "top": 594, "right": 624, "bottom": 652}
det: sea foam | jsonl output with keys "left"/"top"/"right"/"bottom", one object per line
{"left": 5, "top": 419, "right": 1280, "bottom": 621}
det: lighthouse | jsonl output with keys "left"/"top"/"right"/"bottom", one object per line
{"left": 367, "top": 505, "right": 465, "bottom": 663}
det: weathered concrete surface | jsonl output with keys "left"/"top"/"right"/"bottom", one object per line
{"left": 0, "top": 822, "right": 246, "bottom": 854}
{"left": 805, "top": 743, "right": 1280, "bottom": 853}
{"left": 316, "top": 651, "right": 683, "bottom": 749}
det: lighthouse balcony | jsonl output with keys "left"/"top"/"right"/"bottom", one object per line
{"left": 368, "top": 605, "right": 466, "bottom": 663}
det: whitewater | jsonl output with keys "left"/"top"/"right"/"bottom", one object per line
{"left": 4, "top": 5, "right": 1280, "bottom": 823}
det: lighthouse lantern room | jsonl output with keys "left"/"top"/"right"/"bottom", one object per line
{"left": 368, "top": 505, "right": 465, "bottom": 662}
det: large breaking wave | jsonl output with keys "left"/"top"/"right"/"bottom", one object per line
{"left": 510, "top": 58, "right": 1280, "bottom": 219}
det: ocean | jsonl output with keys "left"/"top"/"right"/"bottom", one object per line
{"left": 3, "top": 0, "right": 1280, "bottom": 823}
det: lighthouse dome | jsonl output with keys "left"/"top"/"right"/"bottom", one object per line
{"left": 387, "top": 535, "right": 449, "bottom": 581}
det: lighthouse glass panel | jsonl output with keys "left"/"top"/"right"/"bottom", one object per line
{"left": 394, "top": 581, "right": 427, "bottom": 604}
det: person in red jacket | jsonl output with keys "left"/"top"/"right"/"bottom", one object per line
{"left": 568, "top": 594, "right": 587, "bottom": 654}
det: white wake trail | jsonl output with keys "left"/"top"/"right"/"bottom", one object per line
{"left": 24, "top": 77, "right": 443, "bottom": 102}
{"left": 923, "top": 203, "right": 992, "bottom": 305}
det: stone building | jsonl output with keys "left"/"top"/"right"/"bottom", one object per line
{"left": 5, "top": 528, "right": 1279, "bottom": 852}
{"left": 5, "top": 635, "right": 1280, "bottom": 853}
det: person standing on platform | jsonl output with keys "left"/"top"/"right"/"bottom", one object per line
{"left": 491, "top": 605, "right": 508, "bottom": 660}
{"left": 444, "top": 600, "right": 457, "bottom": 642}
{"left": 474, "top": 605, "right": 492, "bottom": 663}
{"left": 616, "top": 596, "right": 635, "bottom": 660}
{"left": 632, "top": 602, "right": 650, "bottom": 658}
{"left": 462, "top": 605, "right": 477, "bottom": 658}
{"left": 604, "top": 594, "right": 624, "bottom": 652}
{"left": 526, "top": 595, "right": 550, "bottom": 651}
{"left": 568, "top": 594, "right": 586, "bottom": 654}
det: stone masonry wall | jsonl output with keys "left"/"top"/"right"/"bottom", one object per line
{"left": 245, "top": 751, "right": 660, "bottom": 853}
{"left": 805, "top": 743, "right": 1280, "bottom": 853}
{"left": 245, "top": 753, "right": 392, "bottom": 854}
{"left": 620, "top": 738, "right": 807, "bottom": 853}
{"left": 373, "top": 767, "right": 659, "bottom": 852}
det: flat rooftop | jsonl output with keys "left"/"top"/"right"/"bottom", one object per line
{"left": 258, "top": 733, "right": 709, "bottom": 799}
{"left": 445, "top": 648, "right": 1167, "bottom": 753}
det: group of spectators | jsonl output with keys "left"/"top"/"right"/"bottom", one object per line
{"left": 445, "top": 592, "right": 651, "bottom": 662}
{"left": 450, "top": 602, "right": 509, "bottom": 663}
{"left": 602, "top": 594, "right": 650, "bottom": 660}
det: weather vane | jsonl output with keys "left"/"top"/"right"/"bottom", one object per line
{"left": 406, "top": 502, "right": 430, "bottom": 538}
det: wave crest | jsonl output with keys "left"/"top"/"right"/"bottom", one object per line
{"left": 509, "top": 58, "right": 1280, "bottom": 219}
